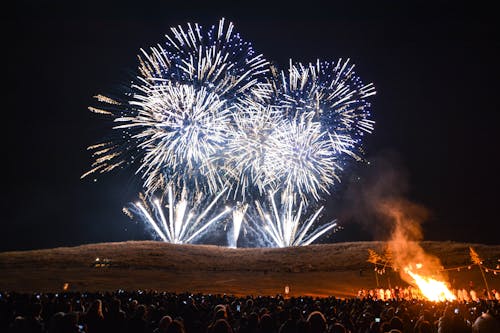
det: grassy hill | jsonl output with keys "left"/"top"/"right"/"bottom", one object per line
{"left": 1, "top": 241, "right": 499, "bottom": 297}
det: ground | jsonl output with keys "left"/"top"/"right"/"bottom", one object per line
{"left": 1, "top": 241, "right": 499, "bottom": 298}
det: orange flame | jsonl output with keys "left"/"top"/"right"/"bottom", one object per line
{"left": 378, "top": 200, "right": 456, "bottom": 302}
{"left": 405, "top": 265, "right": 456, "bottom": 302}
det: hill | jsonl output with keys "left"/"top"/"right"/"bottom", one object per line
{"left": 1, "top": 241, "right": 499, "bottom": 298}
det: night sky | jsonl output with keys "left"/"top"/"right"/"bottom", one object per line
{"left": 4, "top": 0, "right": 499, "bottom": 251}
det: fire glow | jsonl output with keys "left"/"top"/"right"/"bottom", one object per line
{"left": 405, "top": 264, "right": 456, "bottom": 302}
{"left": 379, "top": 200, "right": 456, "bottom": 302}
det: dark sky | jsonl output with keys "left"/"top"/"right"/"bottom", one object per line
{"left": 4, "top": 0, "right": 499, "bottom": 251}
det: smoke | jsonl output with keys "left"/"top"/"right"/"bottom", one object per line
{"left": 339, "top": 151, "right": 447, "bottom": 283}
{"left": 336, "top": 151, "right": 413, "bottom": 237}
{"left": 380, "top": 198, "right": 445, "bottom": 282}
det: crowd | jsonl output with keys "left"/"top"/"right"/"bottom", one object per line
{"left": 1, "top": 290, "right": 499, "bottom": 333}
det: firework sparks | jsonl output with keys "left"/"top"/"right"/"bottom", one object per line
{"left": 83, "top": 18, "right": 270, "bottom": 194}
{"left": 84, "top": 18, "right": 376, "bottom": 247}
{"left": 140, "top": 18, "right": 269, "bottom": 98}
{"left": 223, "top": 98, "right": 285, "bottom": 200}
{"left": 130, "top": 184, "right": 231, "bottom": 244}
{"left": 271, "top": 59, "right": 376, "bottom": 161}
{"left": 270, "top": 113, "right": 346, "bottom": 204}
{"left": 119, "top": 82, "right": 232, "bottom": 193}
{"left": 278, "top": 59, "right": 375, "bottom": 133}
{"left": 228, "top": 203, "right": 248, "bottom": 248}
{"left": 254, "top": 191, "right": 338, "bottom": 247}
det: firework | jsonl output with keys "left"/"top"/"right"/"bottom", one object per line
{"left": 130, "top": 184, "right": 231, "bottom": 244}
{"left": 278, "top": 59, "right": 375, "bottom": 132}
{"left": 83, "top": 18, "right": 270, "bottom": 194}
{"left": 254, "top": 191, "right": 338, "bottom": 247}
{"left": 81, "top": 95, "right": 133, "bottom": 180}
{"left": 270, "top": 112, "right": 345, "bottom": 204}
{"left": 228, "top": 203, "right": 248, "bottom": 248}
{"left": 223, "top": 97, "right": 285, "bottom": 200}
{"left": 271, "top": 59, "right": 376, "bottom": 160}
{"left": 145, "top": 18, "right": 270, "bottom": 97}
{"left": 118, "top": 82, "right": 232, "bottom": 194}
{"left": 220, "top": 59, "right": 377, "bottom": 204}
{"left": 224, "top": 102, "right": 352, "bottom": 205}
{"left": 84, "top": 18, "right": 376, "bottom": 248}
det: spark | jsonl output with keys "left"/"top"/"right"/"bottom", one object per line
{"left": 88, "top": 106, "right": 113, "bottom": 115}
{"left": 94, "top": 94, "right": 120, "bottom": 105}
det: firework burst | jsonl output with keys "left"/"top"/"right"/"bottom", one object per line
{"left": 224, "top": 96, "right": 353, "bottom": 205}
{"left": 271, "top": 59, "right": 376, "bottom": 160}
{"left": 83, "top": 18, "right": 270, "bottom": 194}
{"left": 130, "top": 184, "right": 231, "bottom": 244}
{"left": 269, "top": 112, "right": 345, "bottom": 204}
{"left": 120, "top": 82, "right": 232, "bottom": 193}
{"left": 277, "top": 59, "right": 375, "bottom": 132}
{"left": 254, "top": 191, "right": 338, "bottom": 247}
{"left": 84, "top": 18, "right": 376, "bottom": 247}
{"left": 223, "top": 97, "right": 285, "bottom": 200}
{"left": 139, "top": 17, "right": 269, "bottom": 98}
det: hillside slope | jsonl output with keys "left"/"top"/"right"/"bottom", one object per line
{"left": 1, "top": 241, "right": 499, "bottom": 297}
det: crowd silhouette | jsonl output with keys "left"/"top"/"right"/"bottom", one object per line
{"left": 1, "top": 290, "right": 499, "bottom": 333}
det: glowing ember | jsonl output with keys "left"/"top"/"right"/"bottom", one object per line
{"left": 405, "top": 266, "right": 456, "bottom": 302}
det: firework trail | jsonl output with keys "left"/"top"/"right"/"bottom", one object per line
{"left": 130, "top": 184, "right": 231, "bottom": 244}
{"left": 254, "top": 191, "right": 338, "bottom": 247}
{"left": 228, "top": 203, "right": 248, "bottom": 248}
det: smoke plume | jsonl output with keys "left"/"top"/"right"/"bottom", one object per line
{"left": 340, "top": 151, "right": 448, "bottom": 284}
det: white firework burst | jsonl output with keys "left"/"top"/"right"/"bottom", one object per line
{"left": 131, "top": 184, "right": 231, "bottom": 244}
{"left": 255, "top": 191, "right": 338, "bottom": 247}
{"left": 278, "top": 59, "right": 376, "bottom": 135}
{"left": 83, "top": 18, "right": 270, "bottom": 194}
{"left": 115, "top": 81, "right": 232, "bottom": 193}
{"left": 139, "top": 18, "right": 269, "bottom": 98}
{"left": 269, "top": 112, "right": 346, "bottom": 204}
{"left": 223, "top": 97, "right": 285, "bottom": 200}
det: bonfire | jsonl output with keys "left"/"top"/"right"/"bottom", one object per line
{"left": 404, "top": 263, "right": 456, "bottom": 302}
